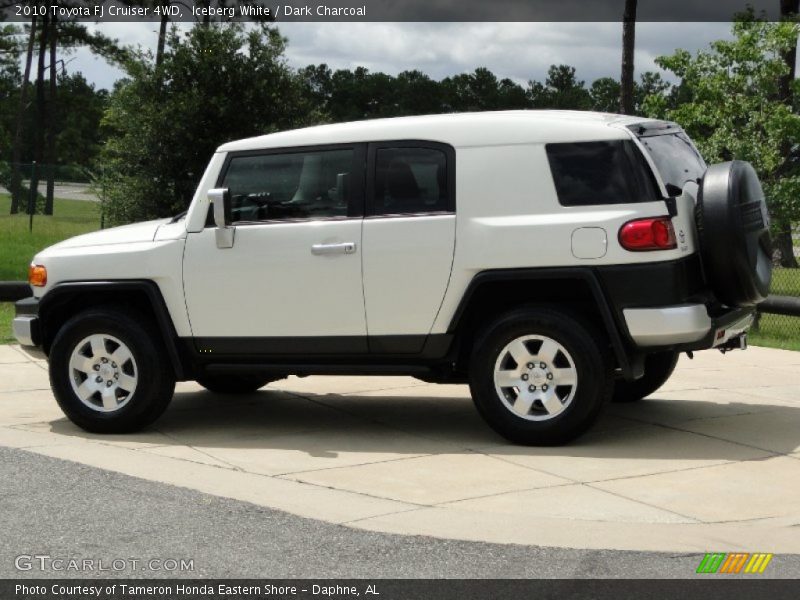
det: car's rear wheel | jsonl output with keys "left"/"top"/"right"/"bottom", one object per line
{"left": 469, "top": 307, "right": 613, "bottom": 445}
{"left": 612, "top": 351, "right": 679, "bottom": 403}
{"left": 196, "top": 374, "right": 279, "bottom": 394}
{"left": 49, "top": 307, "right": 175, "bottom": 433}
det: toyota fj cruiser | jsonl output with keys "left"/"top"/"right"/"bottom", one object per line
{"left": 13, "top": 111, "right": 772, "bottom": 445}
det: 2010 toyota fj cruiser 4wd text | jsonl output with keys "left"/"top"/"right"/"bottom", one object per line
{"left": 13, "top": 111, "right": 772, "bottom": 445}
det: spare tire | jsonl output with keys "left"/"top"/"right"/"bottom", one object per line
{"left": 696, "top": 161, "right": 772, "bottom": 307}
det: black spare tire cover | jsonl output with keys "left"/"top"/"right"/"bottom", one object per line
{"left": 696, "top": 160, "right": 772, "bottom": 307}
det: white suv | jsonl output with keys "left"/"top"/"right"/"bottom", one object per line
{"left": 13, "top": 111, "right": 772, "bottom": 445}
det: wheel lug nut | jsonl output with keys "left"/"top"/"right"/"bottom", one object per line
{"left": 95, "top": 376, "right": 102, "bottom": 383}
{"left": 529, "top": 385, "right": 536, "bottom": 392}
{"left": 111, "top": 362, "right": 117, "bottom": 368}
{"left": 546, "top": 373, "right": 553, "bottom": 380}
{"left": 521, "top": 374, "right": 529, "bottom": 381}
{"left": 542, "top": 384, "right": 549, "bottom": 391}
{"left": 106, "top": 380, "right": 113, "bottom": 387}
{"left": 93, "top": 365, "right": 100, "bottom": 371}
{"left": 114, "top": 373, "right": 119, "bottom": 379}
{"left": 539, "top": 362, "right": 546, "bottom": 369}
{"left": 526, "top": 363, "right": 534, "bottom": 370}
{"left": 101, "top": 357, "right": 108, "bottom": 363}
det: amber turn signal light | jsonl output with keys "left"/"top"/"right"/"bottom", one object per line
{"left": 28, "top": 264, "right": 47, "bottom": 287}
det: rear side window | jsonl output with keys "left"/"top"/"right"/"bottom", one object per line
{"left": 372, "top": 147, "right": 449, "bottom": 215}
{"left": 546, "top": 140, "right": 659, "bottom": 206}
{"left": 639, "top": 132, "right": 706, "bottom": 192}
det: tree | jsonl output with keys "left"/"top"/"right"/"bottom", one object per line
{"left": 442, "top": 68, "right": 510, "bottom": 111}
{"left": 101, "top": 23, "right": 308, "bottom": 224}
{"left": 634, "top": 71, "right": 669, "bottom": 112}
{"left": 590, "top": 77, "right": 621, "bottom": 112}
{"left": 620, "top": 0, "right": 638, "bottom": 114}
{"left": 776, "top": 0, "right": 799, "bottom": 266}
{"left": 4, "top": 20, "right": 30, "bottom": 214}
{"left": 394, "top": 69, "right": 443, "bottom": 115}
{"left": 779, "top": 1, "right": 799, "bottom": 112}
{"left": 528, "top": 65, "right": 592, "bottom": 109}
{"left": 44, "top": 13, "right": 57, "bottom": 214}
{"left": 0, "top": 25, "right": 21, "bottom": 152}
{"left": 4, "top": 5, "right": 124, "bottom": 215}
{"left": 645, "top": 17, "right": 800, "bottom": 268}
{"left": 496, "top": 77, "right": 529, "bottom": 109}
{"left": 28, "top": 11, "right": 48, "bottom": 215}
{"left": 323, "top": 66, "right": 396, "bottom": 121}
{"left": 54, "top": 73, "right": 108, "bottom": 168}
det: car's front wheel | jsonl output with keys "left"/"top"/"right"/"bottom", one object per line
{"left": 469, "top": 307, "right": 613, "bottom": 446}
{"left": 49, "top": 307, "right": 176, "bottom": 433}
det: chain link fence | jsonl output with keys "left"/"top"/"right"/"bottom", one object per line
{"left": 753, "top": 229, "right": 800, "bottom": 348}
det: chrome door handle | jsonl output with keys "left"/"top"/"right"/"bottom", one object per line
{"left": 311, "top": 242, "right": 357, "bottom": 256}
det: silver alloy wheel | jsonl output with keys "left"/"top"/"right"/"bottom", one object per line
{"left": 68, "top": 334, "right": 138, "bottom": 413}
{"left": 493, "top": 334, "right": 578, "bottom": 421}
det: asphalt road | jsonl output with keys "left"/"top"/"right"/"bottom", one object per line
{"left": 1, "top": 446, "right": 798, "bottom": 580}
{"left": 0, "top": 183, "right": 98, "bottom": 202}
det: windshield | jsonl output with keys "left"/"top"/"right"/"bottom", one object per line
{"left": 639, "top": 132, "right": 706, "bottom": 193}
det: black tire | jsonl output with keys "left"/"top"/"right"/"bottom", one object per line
{"left": 697, "top": 160, "right": 772, "bottom": 307}
{"left": 611, "top": 351, "right": 679, "bottom": 403}
{"left": 469, "top": 307, "right": 613, "bottom": 446}
{"left": 49, "top": 307, "right": 176, "bottom": 433}
{"left": 196, "top": 374, "right": 277, "bottom": 394}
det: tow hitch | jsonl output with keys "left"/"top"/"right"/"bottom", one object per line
{"left": 719, "top": 333, "right": 748, "bottom": 353}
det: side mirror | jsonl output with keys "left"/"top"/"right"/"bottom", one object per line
{"left": 208, "top": 188, "right": 234, "bottom": 249}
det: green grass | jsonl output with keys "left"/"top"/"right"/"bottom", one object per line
{"left": 0, "top": 303, "right": 14, "bottom": 344}
{"left": 1, "top": 194, "right": 100, "bottom": 343}
{"left": 748, "top": 267, "right": 800, "bottom": 351}
{"left": 749, "top": 314, "right": 800, "bottom": 351}
{"left": 0, "top": 194, "right": 101, "bottom": 280}
{"left": 769, "top": 266, "right": 800, "bottom": 297}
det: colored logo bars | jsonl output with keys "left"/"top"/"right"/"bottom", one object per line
{"left": 696, "top": 553, "right": 773, "bottom": 574}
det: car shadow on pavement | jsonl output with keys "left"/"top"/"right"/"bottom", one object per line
{"left": 42, "top": 386, "right": 800, "bottom": 462}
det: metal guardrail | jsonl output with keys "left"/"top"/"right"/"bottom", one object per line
{"left": 0, "top": 282, "right": 31, "bottom": 302}
{"left": 759, "top": 295, "right": 800, "bottom": 317}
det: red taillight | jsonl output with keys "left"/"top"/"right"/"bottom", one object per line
{"left": 618, "top": 217, "right": 677, "bottom": 251}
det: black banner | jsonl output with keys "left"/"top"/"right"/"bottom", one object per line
{"left": 3, "top": 579, "right": 800, "bottom": 600}
{"left": 0, "top": 0, "right": 790, "bottom": 23}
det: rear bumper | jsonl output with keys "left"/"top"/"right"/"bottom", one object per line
{"left": 623, "top": 303, "right": 754, "bottom": 350}
{"left": 12, "top": 297, "right": 41, "bottom": 347}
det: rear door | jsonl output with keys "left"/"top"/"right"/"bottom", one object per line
{"left": 361, "top": 141, "right": 457, "bottom": 353}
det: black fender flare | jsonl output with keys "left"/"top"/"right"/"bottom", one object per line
{"left": 37, "top": 280, "right": 187, "bottom": 379}
{"left": 446, "top": 268, "right": 641, "bottom": 380}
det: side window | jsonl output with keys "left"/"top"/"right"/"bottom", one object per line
{"left": 372, "top": 147, "right": 450, "bottom": 215}
{"left": 545, "top": 140, "right": 659, "bottom": 207}
{"left": 221, "top": 148, "right": 356, "bottom": 223}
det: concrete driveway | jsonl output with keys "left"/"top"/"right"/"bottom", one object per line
{"left": 1, "top": 344, "right": 799, "bottom": 554}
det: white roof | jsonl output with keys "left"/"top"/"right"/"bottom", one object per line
{"left": 217, "top": 110, "right": 658, "bottom": 153}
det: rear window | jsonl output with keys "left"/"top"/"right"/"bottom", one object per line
{"left": 639, "top": 132, "right": 706, "bottom": 192}
{"left": 546, "top": 140, "right": 659, "bottom": 206}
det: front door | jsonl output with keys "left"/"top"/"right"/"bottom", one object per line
{"left": 183, "top": 144, "right": 368, "bottom": 355}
